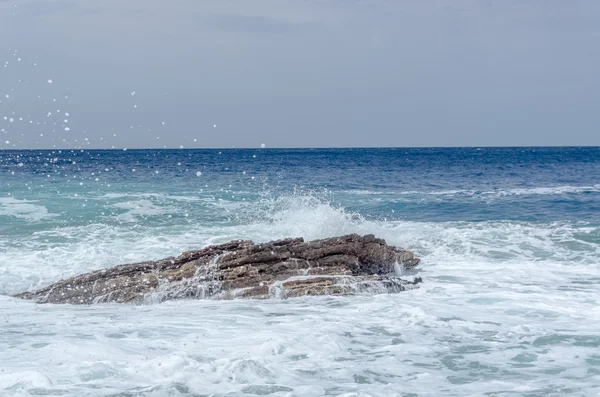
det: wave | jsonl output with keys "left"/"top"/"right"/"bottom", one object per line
{"left": 112, "top": 199, "right": 176, "bottom": 222}
{"left": 1, "top": 193, "right": 598, "bottom": 296}
{"left": 101, "top": 192, "right": 208, "bottom": 202}
{"left": 482, "top": 185, "right": 600, "bottom": 197}
{"left": 345, "top": 184, "right": 600, "bottom": 198}
{"left": 0, "top": 197, "right": 57, "bottom": 222}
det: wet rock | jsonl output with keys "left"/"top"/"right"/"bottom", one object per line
{"left": 14, "top": 234, "right": 421, "bottom": 304}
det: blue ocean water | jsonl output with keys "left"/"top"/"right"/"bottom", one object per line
{"left": 1, "top": 147, "right": 600, "bottom": 396}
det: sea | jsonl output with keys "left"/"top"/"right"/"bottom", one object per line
{"left": 1, "top": 147, "right": 599, "bottom": 397}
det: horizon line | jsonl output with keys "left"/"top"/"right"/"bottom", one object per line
{"left": 1, "top": 144, "right": 600, "bottom": 151}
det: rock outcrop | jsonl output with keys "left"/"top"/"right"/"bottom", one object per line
{"left": 15, "top": 234, "right": 421, "bottom": 304}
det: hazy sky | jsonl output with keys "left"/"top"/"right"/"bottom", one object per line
{"left": 1, "top": 0, "right": 599, "bottom": 149}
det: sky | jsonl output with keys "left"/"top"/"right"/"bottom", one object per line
{"left": 0, "top": 0, "right": 599, "bottom": 149}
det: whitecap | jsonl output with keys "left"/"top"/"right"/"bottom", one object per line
{"left": 0, "top": 197, "right": 56, "bottom": 222}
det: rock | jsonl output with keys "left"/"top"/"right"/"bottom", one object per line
{"left": 14, "top": 234, "right": 421, "bottom": 304}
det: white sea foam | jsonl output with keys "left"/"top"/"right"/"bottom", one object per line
{"left": 0, "top": 197, "right": 56, "bottom": 221}
{"left": 101, "top": 192, "right": 215, "bottom": 203}
{"left": 498, "top": 184, "right": 600, "bottom": 196}
{"left": 1, "top": 195, "right": 598, "bottom": 294}
{"left": 1, "top": 195, "right": 599, "bottom": 396}
{"left": 112, "top": 199, "right": 174, "bottom": 222}
{"left": 344, "top": 184, "right": 600, "bottom": 198}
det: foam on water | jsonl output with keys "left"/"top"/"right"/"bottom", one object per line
{"left": 2, "top": 147, "right": 600, "bottom": 396}
{"left": 112, "top": 199, "right": 176, "bottom": 222}
{"left": 2, "top": 284, "right": 599, "bottom": 396}
{"left": 0, "top": 197, "right": 56, "bottom": 222}
{"left": 1, "top": 194, "right": 599, "bottom": 293}
{"left": 347, "top": 184, "right": 600, "bottom": 197}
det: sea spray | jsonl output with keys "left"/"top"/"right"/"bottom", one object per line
{"left": 2, "top": 148, "right": 599, "bottom": 396}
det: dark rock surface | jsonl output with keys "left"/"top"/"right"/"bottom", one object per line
{"left": 14, "top": 234, "right": 421, "bottom": 304}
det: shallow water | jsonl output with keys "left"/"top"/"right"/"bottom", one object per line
{"left": 1, "top": 147, "right": 600, "bottom": 396}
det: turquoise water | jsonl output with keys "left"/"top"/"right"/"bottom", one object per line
{"left": 1, "top": 147, "right": 599, "bottom": 396}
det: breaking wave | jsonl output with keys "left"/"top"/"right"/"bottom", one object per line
{"left": 1, "top": 193, "right": 598, "bottom": 296}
